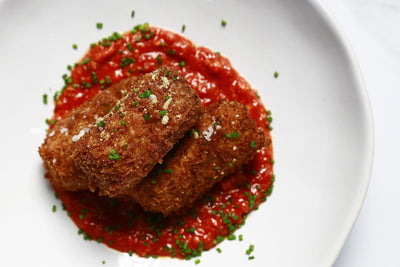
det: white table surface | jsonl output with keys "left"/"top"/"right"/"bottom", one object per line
{"left": 321, "top": 0, "right": 400, "bottom": 266}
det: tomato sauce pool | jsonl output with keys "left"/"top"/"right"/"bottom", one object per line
{"left": 51, "top": 23, "right": 274, "bottom": 260}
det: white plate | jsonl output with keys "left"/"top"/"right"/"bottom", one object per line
{"left": 0, "top": 0, "right": 373, "bottom": 266}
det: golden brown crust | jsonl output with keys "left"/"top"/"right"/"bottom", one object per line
{"left": 131, "top": 100, "right": 266, "bottom": 216}
{"left": 72, "top": 68, "right": 202, "bottom": 197}
{"left": 38, "top": 84, "right": 126, "bottom": 191}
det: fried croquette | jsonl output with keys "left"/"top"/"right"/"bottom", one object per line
{"left": 72, "top": 68, "right": 202, "bottom": 197}
{"left": 38, "top": 84, "right": 127, "bottom": 191}
{"left": 130, "top": 100, "right": 267, "bottom": 216}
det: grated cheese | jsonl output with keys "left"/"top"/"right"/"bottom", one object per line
{"left": 72, "top": 128, "right": 89, "bottom": 142}
{"left": 163, "top": 97, "right": 172, "bottom": 109}
{"left": 161, "top": 115, "right": 169, "bottom": 125}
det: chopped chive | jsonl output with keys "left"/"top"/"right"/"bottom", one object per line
{"left": 72, "top": 44, "right": 78, "bottom": 49}
{"left": 131, "top": 10, "right": 135, "bottom": 18}
{"left": 96, "top": 22, "right": 103, "bottom": 29}
{"left": 215, "top": 235, "right": 224, "bottom": 243}
{"left": 160, "top": 110, "right": 167, "bottom": 116}
{"left": 91, "top": 71, "right": 98, "bottom": 83}
{"left": 274, "top": 71, "right": 279, "bottom": 78}
{"left": 216, "top": 247, "right": 222, "bottom": 253}
{"left": 81, "top": 58, "right": 90, "bottom": 65}
{"left": 186, "top": 226, "right": 195, "bottom": 233}
{"left": 52, "top": 205, "right": 57, "bottom": 212}
{"left": 157, "top": 55, "right": 162, "bottom": 65}
{"left": 250, "top": 141, "right": 257, "bottom": 148}
{"left": 139, "top": 89, "right": 152, "bottom": 98}
{"left": 144, "top": 113, "right": 150, "bottom": 121}
{"left": 113, "top": 32, "right": 122, "bottom": 39}
{"left": 165, "top": 169, "right": 173, "bottom": 174}
{"left": 221, "top": 20, "right": 227, "bottom": 26}
{"left": 53, "top": 91, "right": 60, "bottom": 102}
{"left": 127, "top": 42, "right": 134, "bottom": 51}
{"left": 105, "top": 75, "right": 111, "bottom": 85}
{"left": 246, "top": 244, "right": 255, "bottom": 255}
{"left": 232, "top": 131, "right": 239, "bottom": 139}
{"left": 179, "top": 61, "right": 186, "bottom": 67}
{"left": 42, "top": 94, "right": 48, "bottom": 105}
{"left": 181, "top": 24, "right": 186, "bottom": 32}
{"left": 227, "top": 234, "right": 236, "bottom": 240}
{"left": 109, "top": 149, "right": 120, "bottom": 161}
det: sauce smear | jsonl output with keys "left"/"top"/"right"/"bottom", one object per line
{"left": 53, "top": 23, "right": 274, "bottom": 260}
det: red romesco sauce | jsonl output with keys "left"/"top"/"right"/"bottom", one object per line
{"left": 52, "top": 23, "right": 274, "bottom": 260}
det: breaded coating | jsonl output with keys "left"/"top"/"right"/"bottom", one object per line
{"left": 131, "top": 100, "right": 266, "bottom": 216}
{"left": 38, "top": 85, "right": 126, "bottom": 191}
{"left": 72, "top": 68, "right": 202, "bottom": 197}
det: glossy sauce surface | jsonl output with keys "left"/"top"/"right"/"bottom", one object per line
{"left": 53, "top": 24, "right": 274, "bottom": 259}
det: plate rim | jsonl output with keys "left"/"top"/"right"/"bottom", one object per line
{"left": 312, "top": 0, "right": 375, "bottom": 265}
